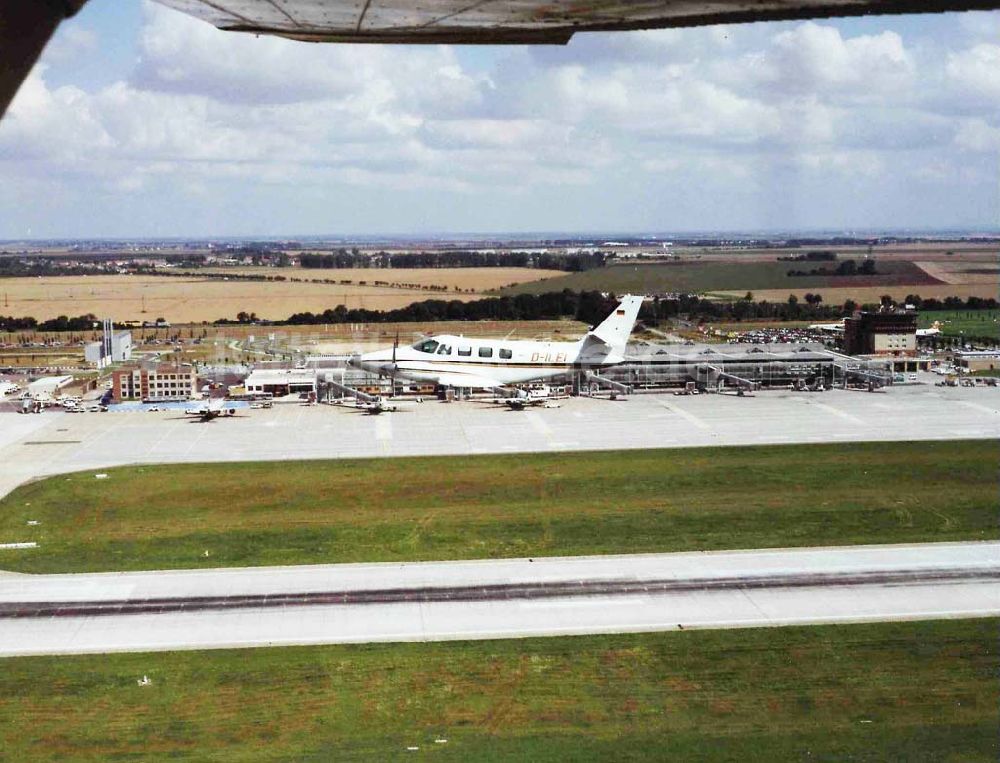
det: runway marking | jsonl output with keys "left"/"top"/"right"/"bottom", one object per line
{"left": 810, "top": 401, "right": 867, "bottom": 427}
{"left": 655, "top": 400, "right": 710, "bottom": 430}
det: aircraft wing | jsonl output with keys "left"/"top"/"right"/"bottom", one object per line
{"left": 152, "top": 0, "right": 999, "bottom": 43}
{"left": 4, "top": 0, "right": 998, "bottom": 119}
{"left": 427, "top": 371, "right": 505, "bottom": 390}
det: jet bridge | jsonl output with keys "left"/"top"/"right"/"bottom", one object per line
{"left": 579, "top": 370, "right": 633, "bottom": 398}
{"left": 694, "top": 364, "right": 759, "bottom": 393}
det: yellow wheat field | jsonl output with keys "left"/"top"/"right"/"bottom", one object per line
{"left": 0, "top": 269, "right": 563, "bottom": 323}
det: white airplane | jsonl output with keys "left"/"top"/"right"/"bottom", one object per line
{"left": 184, "top": 398, "right": 238, "bottom": 421}
{"left": 333, "top": 395, "right": 421, "bottom": 415}
{"left": 498, "top": 385, "right": 563, "bottom": 411}
{"left": 353, "top": 295, "right": 644, "bottom": 391}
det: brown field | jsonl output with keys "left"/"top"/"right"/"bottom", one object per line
{"left": 914, "top": 260, "right": 1000, "bottom": 285}
{"left": 0, "top": 269, "right": 561, "bottom": 324}
{"left": 718, "top": 283, "right": 999, "bottom": 304}
{"left": 168, "top": 266, "right": 563, "bottom": 292}
{"left": 0, "top": 321, "right": 588, "bottom": 369}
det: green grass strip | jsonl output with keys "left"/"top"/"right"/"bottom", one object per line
{"left": 0, "top": 619, "right": 996, "bottom": 761}
{"left": 0, "top": 440, "right": 997, "bottom": 573}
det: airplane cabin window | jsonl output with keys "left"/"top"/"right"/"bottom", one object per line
{"left": 499, "top": 349, "right": 512, "bottom": 359}
{"left": 458, "top": 347, "right": 472, "bottom": 356}
{"left": 415, "top": 339, "right": 439, "bottom": 353}
{"left": 437, "top": 344, "right": 452, "bottom": 355}
{"left": 479, "top": 347, "right": 493, "bottom": 358}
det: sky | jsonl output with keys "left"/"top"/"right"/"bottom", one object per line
{"left": 1, "top": 1, "right": 998, "bottom": 238}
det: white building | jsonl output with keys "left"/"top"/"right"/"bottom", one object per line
{"left": 27, "top": 375, "right": 74, "bottom": 399}
{"left": 244, "top": 368, "right": 317, "bottom": 397}
{"left": 85, "top": 320, "right": 132, "bottom": 368}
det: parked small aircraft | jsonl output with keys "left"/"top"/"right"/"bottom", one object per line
{"left": 184, "top": 398, "right": 238, "bottom": 421}
{"left": 493, "top": 385, "right": 563, "bottom": 411}
{"left": 352, "top": 295, "right": 644, "bottom": 392}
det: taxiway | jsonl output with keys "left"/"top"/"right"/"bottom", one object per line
{"left": 0, "top": 383, "right": 997, "bottom": 501}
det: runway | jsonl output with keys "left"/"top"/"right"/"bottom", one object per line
{"left": 1, "top": 542, "right": 997, "bottom": 656}
{"left": 1, "top": 381, "right": 998, "bottom": 500}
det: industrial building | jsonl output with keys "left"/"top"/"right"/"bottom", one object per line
{"left": 84, "top": 319, "right": 132, "bottom": 368}
{"left": 954, "top": 350, "right": 1000, "bottom": 373}
{"left": 113, "top": 364, "right": 197, "bottom": 401}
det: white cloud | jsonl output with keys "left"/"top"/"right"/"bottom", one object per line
{"left": 946, "top": 44, "right": 1000, "bottom": 102}
{"left": 0, "top": 8, "right": 997, "bottom": 236}
{"left": 954, "top": 118, "right": 1000, "bottom": 152}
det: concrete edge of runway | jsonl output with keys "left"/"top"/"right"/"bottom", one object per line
{"left": 3, "top": 609, "right": 998, "bottom": 659}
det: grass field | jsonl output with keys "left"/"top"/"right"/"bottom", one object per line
{"left": 920, "top": 310, "right": 1000, "bottom": 339}
{"left": 504, "top": 260, "right": 943, "bottom": 297}
{"left": 1, "top": 441, "right": 995, "bottom": 574}
{"left": 0, "top": 269, "right": 560, "bottom": 324}
{"left": 721, "top": 283, "right": 1000, "bottom": 305}
{"left": 0, "top": 619, "right": 996, "bottom": 760}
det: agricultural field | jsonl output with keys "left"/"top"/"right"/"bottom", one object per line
{"left": 504, "top": 259, "right": 944, "bottom": 297}
{"left": 730, "top": 283, "right": 1000, "bottom": 305}
{"left": 920, "top": 310, "right": 1000, "bottom": 339}
{"left": 0, "top": 441, "right": 994, "bottom": 574}
{"left": 0, "top": 269, "right": 561, "bottom": 324}
{"left": 1, "top": 619, "right": 996, "bottom": 761}
{"left": 166, "top": 266, "right": 563, "bottom": 292}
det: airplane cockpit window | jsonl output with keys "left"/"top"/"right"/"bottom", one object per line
{"left": 499, "top": 349, "right": 513, "bottom": 360}
{"left": 414, "top": 339, "right": 439, "bottom": 354}
{"left": 458, "top": 347, "right": 472, "bottom": 356}
{"left": 479, "top": 347, "right": 493, "bottom": 358}
{"left": 436, "top": 344, "right": 452, "bottom": 355}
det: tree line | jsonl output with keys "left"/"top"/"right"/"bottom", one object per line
{"left": 298, "top": 250, "right": 607, "bottom": 272}
{"left": 4, "top": 293, "right": 996, "bottom": 334}
{"left": 787, "top": 259, "right": 878, "bottom": 277}
{"left": 0, "top": 314, "right": 98, "bottom": 332}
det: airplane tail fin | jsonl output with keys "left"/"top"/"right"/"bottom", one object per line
{"left": 587, "top": 294, "right": 643, "bottom": 354}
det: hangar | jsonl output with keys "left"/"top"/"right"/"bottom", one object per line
{"left": 244, "top": 368, "right": 318, "bottom": 398}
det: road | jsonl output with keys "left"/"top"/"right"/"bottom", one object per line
{"left": 1, "top": 542, "right": 996, "bottom": 656}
